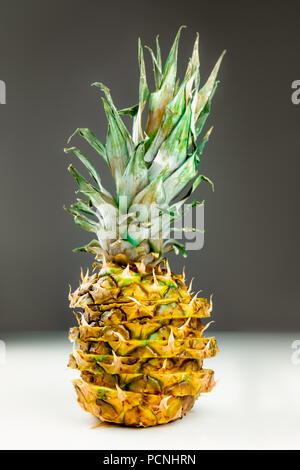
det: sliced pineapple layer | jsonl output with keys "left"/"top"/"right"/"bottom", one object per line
{"left": 74, "top": 379, "right": 197, "bottom": 427}
{"left": 80, "top": 369, "right": 214, "bottom": 396}
{"left": 69, "top": 264, "right": 217, "bottom": 425}
{"left": 73, "top": 335, "right": 218, "bottom": 358}
{"left": 70, "top": 319, "right": 205, "bottom": 342}
{"left": 69, "top": 268, "right": 190, "bottom": 308}
{"left": 77, "top": 341, "right": 217, "bottom": 360}
{"left": 69, "top": 352, "right": 203, "bottom": 374}
{"left": 69, "top": 267, "right": 212, "bottom": 322}
{"left": 82, "top": 297, "right": 211, "bottom": 323}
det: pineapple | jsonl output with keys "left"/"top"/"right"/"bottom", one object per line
{"left": 65, "top": 26, "right": 225, "bottom": 427}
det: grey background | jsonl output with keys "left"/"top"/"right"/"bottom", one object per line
{"left": 0, "top": 0, "right": 299, "bottom": 332}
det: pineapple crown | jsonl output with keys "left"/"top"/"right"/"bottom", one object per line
{"left": 64, "top": 26, "right": 225, "bottom": 266}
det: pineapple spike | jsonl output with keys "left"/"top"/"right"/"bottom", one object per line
{"left": 156, "top": 263, "right": 163, "bottom": 274}
{"left": 188, "top": 277, "right": 195, "bottom": 293}
{"left": 202, "top": 320, "right": 215, "bottom": 334}
{"left": 127, "top": 296, "right": 142, "bottom": 305}
{"left": 204, "top": 338, "right": 211, "bottom": 353}
{"left": 80, "top": 313, "right": 89, "bottom": 326}
{"left": 72, "top": 311, "right": 80, "bottom": 326}
{"left": 159, "top": 395, "right": 171, "bottom": 412}
{"left": 82, "top": 268, "right": 90, "bottom": 282}
{"left": 191, "top": 290, "right": 202, "bottom": 303}
{"left": 108, "top": 351, "right": 123, "bottom": 374}
{"left": 122, "top": 264, "right": 132, "bottom": 278}
{"left": 167, "top": 328, "right": 175, "bottom": 352}
{"left": 135, "top": 259, "right": 147, "bottom": 274}
{"left": 165, "top": 259, "right": 172, "bottom": 279}
{"left": 209, "top": 293, "right": 214, "bottom": 313}
{"left": 178, "top": 317, "right": 191, "bottom": 331}
{"left": 101, "top": 253, "right": 107, "bottom": 268}
{"left": 152, "top": 268, "right": 160, "bottom": 288}
{"left": 116, "top": 384, "right": 127, "bottom": 403}
{"left": 68, "top": 284, "right": 72, "bottom": 302}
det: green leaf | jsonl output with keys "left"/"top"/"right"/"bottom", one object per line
{"left": 197, "top": 126, "right": 213, "bottom": 155}
{"left": 73, "top": 239, "right": 101, "bottom": 253}
{"left": 64, "top": 146, "right": 112, "bottom": 199}
{"left": 67, "top": 128, "right": 107, "bottom": 163}
{"left": 163, "top": 152, "right": 198, "bottom": 203}
{"left": 92, "top": 82, "right": 134, "bottom": 154}
{"left": 145, "top": 26, "right": 186, "bottom": 137}
{"left": 131, "top": 173, "right": 166, "bottom": 207}
{"left": 68, "top": 164, "right": 114, "bottom": 207}
{"left": 162, "top": 25, "right": 186, "bottom": 80}
{"left": 181, "top": 174, "right": 214, "bottom": 202}
{"left": 118, "top": 142, "right": 148, "bottom": 209}
{"left": 156, "top": 35, "right": 162, "bottom": 72}
{"left": 132, "top": 39, "right": 149, "bottom": 144}
{"left": 163, "top": 239, "right": 187, "bottom": 257}
{"left": 129, "top": 174, "right": 166, "bottom": 225}
{"left": 118, "top": 105, "right": 139, "bottom": 116}
{"left": 168, "top": 199, "right": 203, "bottom": 219}
{"left": 191, "top": 50, "right": 225, "bottom": 138}
{"left": 71, "top": 199, "right": 96, "bottom": 217}
{"left": 195, "top": 174, "right": 214, "bottom": 192}
{"left": 145, "top": 42, "right": 162, "bottom": 90}
{"left": 195, "top": 84, "right": 218, "bottom": 141}
{"left": 92, "top": 83, "right": 135, "bottom": 189}
{"left": 148, "top": 103, "right": 192, "bottom": 180}
{"left": 144, "top": 78, "right": 187, "bottom": 163}
{"left": 185, "top": 33, "right": 200, "bottom": 100}
{"left": 102, "top": 98, "right": 130, "bottom": 190}
{"left": 64, "top": 205, "right": 99, "bottom": 233}
{"left": 68, "top": 164, "right": 118, "bottom": 234}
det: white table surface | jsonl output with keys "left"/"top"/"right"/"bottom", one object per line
{"left": 0, "top": 331, "right": 299, "bottom": 450}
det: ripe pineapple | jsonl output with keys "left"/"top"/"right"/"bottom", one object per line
{"left": 65, "top": 26, "right": 224, "bottom": 427}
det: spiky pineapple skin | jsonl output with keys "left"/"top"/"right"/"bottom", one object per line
{"left": 68, "top": 261, "right": 217, "bottom": 427}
